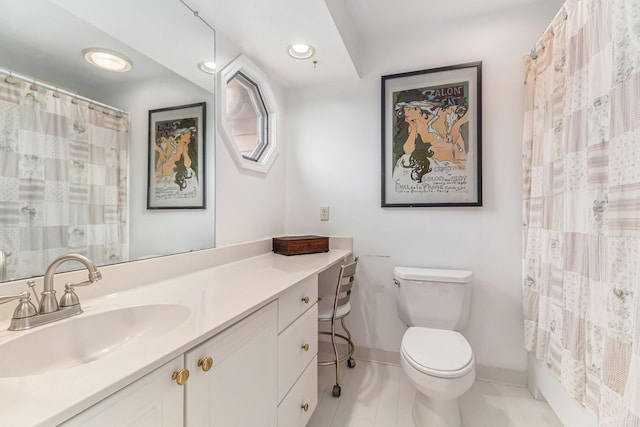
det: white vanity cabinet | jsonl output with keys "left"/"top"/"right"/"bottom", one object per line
{"left": 61, "top": 275, "right": 321, "bottom": 427}
{"left": 184, "top": 301, "right": 278, "bottom": 426}
{"left": 277, "top": 275, "right": 319, "bottom": 427}
{"left": 61, "top": 356, "right": 185, "bottom": 426}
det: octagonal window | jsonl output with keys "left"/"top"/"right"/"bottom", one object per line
{"left": 218, "top": 55, "right": 278, "bottom": 174}
{"left": 226, "top": 72, "right": 268, "bottom": 162}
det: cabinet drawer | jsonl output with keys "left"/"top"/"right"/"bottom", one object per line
{"left": 278, "top": 275, "right": 317, "bottom": 332}
{"left": 278, "top": 304, "right": 318, "bottom": 402}
{"left": 277, "top": 356, "right": 317, "bottom": 427}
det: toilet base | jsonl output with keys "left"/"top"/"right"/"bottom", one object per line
{"left": 412, "top": 390, "right": 461, "bottom": 427}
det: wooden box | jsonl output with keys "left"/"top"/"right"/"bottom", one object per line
{"left": 272, "top": 235, "right": 329, "bottom": 256}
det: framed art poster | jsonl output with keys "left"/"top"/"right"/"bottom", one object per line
{"left": 381, "top": 62, "right": 482, "bottom": 207}
{"left": 147, "top": 102, "right": 206, "bottom": 209}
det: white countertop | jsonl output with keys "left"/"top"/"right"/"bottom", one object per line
{"left": 0, "top": 249, "right": 350, "bottom": 426}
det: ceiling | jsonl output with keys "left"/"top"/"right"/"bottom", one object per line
{"left": 190, "top": 0, "right": 560, "bottom": 88}
{"left": 0, "top": 0, "right": 560, "bottom": 95}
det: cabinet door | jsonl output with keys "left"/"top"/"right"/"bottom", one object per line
{"left": 61, "top": 356, "right": 185, "bottom": 427}
{"left": 185, "top": 301, "right": 278, "bottom": 427}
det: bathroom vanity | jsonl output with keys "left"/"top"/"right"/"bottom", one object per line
{"left": 0, "top": 239, "right": 351, "bottom": 426}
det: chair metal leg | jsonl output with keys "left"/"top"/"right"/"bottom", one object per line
{"left": 331, "top": 319, "right": 341, "bottom": 396}
{"left": 340, "top": 317, "right": 353, "bottom": 350}
{"left": 341, "top": 317, "right": 356, "bottom": 368}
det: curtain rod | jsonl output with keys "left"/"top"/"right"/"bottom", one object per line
{"left": 531, "top": 5, "right": 567, "bottom": 59}
{"left": 0, "top": 66, "right": 128, "bottom": 117}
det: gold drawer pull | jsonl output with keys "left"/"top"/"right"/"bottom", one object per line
{"left": 171, "top": 369, "right": 190, "bottom": 386}
{"left": 198, "top": 356, "right": 213, "bottom": 372}
{"left": 301, "top": 296, "right": 310, "bottom": 304}
{"left": 301, "top": 402, "right": 309, "bottom": 412}
{"left": 302, "top": 343, "right": 310, "bottom": 352}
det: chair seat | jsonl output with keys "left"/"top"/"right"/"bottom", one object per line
{"left": 318, "top": 299, "right": 351, "bottom": 320}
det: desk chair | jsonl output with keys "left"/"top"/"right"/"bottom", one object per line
{"left": 318, "top": 257, "right": 358, "bottom": 397}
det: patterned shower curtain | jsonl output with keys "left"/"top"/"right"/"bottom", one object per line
{"left": 522, "top": 1, "right": 640, "bottom": 425}
{"left": 0, "top": 73, "right": 129, "bottom": 280}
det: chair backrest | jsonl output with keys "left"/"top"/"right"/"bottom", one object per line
{"left": 332, "top": 257, "right": 358, "bottom": 314}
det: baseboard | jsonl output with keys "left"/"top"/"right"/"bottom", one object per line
{"left": 475, "top": 364, "right": 527, "bottom": 387}
{"left": 352, "top": 346, "right": 401, "bottom": 365}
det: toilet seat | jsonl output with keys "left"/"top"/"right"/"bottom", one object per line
{"left": 401, "top": 327, "right": 474, "bottom": 379}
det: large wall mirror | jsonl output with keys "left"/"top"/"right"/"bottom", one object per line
{"left": 0, "top": 0, "right": 216, "bottom": 282}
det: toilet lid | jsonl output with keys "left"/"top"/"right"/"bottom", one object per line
{"left": 401, "top": 327, "right": 473, "bottom": 378}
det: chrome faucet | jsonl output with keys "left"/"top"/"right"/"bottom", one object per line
{"left": 0, "top": 254, "right": 102, "bottom": 331}
{"left": 40, "top": 254, "right": 102, "bottom": 314}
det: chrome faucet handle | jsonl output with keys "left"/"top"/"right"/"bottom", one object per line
{"left": 70, "top": 273, "right": 102, "bottom": 288}
{"left": 0, "top": 291, "right": 37, "bottom": 320}
{"left": 59, "top": 269, "right": 101, "bottom": 307}
{"left": 13, "top": 294, "right": 37, "bottom": 320}
{"left": 0, "top": 291, "right": 29, "bottom": 305}
{"left": 59, "top": 283, "right": 81, "bottom": 307}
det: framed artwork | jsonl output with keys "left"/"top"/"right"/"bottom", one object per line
{"left": 147, "top": 102, "right": 206, "bottom": 209}
{"left": 381, "top": 62, "right": 482, "bottom": 207}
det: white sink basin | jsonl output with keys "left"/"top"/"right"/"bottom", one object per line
{"left": 0, "top": 304, "right": 190, "bottom": 378}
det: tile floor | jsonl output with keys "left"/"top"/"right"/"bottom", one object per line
{"left": 308, "top": 360, "right": 563, "bottom": 427}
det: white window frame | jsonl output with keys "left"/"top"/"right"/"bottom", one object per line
{"left": 217, "top": 55, "right": 278, "bottom": 173}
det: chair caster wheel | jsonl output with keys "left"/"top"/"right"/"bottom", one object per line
{"left": 347, "top": 358, "right": 356, "bottom": 368}
{"left": 332, "top": 385, "right": 341, "bottom": 397}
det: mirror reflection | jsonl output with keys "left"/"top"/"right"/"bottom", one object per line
{"left": 0, "top": 0, "right": 216, "bottom": 282}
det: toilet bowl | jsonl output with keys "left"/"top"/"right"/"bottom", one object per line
{"left": 400, "top": 327, "right": 475, "bottom": 427}
{"left": 400, "top": 327, "right": 476, "bottom": 427}
{"left": 393, "top": 266, "right": 476, "bottom": 427}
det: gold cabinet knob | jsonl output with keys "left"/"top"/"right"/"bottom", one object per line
{"left": 301, "top": 296, "right": 310, "bottom": 304}
{"left": 302, "top": 343, "right": 310, "bottom": 352}
{"left": 197, "top": 356, "right": 213, "bottom": 372}
{"left": 171, "top": 368, "right": 190, "bottom": 386}
{"left": 301, "top": 402, "right": 309, "bottom": 412}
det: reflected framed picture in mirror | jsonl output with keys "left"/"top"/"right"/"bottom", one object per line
{"left": 147, "top": 102, "right": 206, "bottom": 209}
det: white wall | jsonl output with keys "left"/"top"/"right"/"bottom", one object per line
{"left": 284, "top": 1, "right": 561, "bottom": 374}
{"left": 213, "top": 32, "right": 288, "bottom": 246}
{"left": 103, "top": 75, "right": 216, "bottom": 260}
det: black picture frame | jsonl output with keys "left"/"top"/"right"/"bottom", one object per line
{"left": 381, "top": 62, "right": 482, "bottom": 207}
{"left": 147, "top": 102, "right": 206, "bottom": 209}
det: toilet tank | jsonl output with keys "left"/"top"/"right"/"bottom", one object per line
{"left": 393, "top": 267, "right": 473, "bottom": 331}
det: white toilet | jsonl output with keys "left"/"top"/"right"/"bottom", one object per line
{"left": 393, "top": 267, "right": 476, "bottom": 427}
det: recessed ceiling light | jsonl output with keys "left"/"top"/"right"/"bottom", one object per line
{"left": 198, "top": 61, "right": 217, "bottom": 74}
{"left": 82, "top": 48, "right": 133, "bottom": 72}
{"left": 287, "top": 44, "right": 316, "bottom": 60}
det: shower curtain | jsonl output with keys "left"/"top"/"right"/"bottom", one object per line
{"left": 0, "top": 73, "right": 129, "bottom": 280}
{"left": 522, "top": 1, "right": 640, "bottom": 425}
